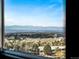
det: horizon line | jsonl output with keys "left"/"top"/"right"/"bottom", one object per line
{"left": 5, "top": 25, "right": 64, "bottom": 27}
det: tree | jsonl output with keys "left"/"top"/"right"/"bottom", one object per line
{"left": 14, "top": 40, "right": 21, "bottom": 51}
{"left": 8, "top": 39, "right": 16, "bottom": 49}
{"left": 37, "top": 41, "right": 41, "bottom": 46}
{"left": 43, "top": 44, "right": 52, "bottom": 55}
{"left": 55, "top": 47, "right": 64, "bottom": 59}
{"left": 26, "top": 42, "right": 33, "bottom": 47}
{"left": 4, "top": 42, "right": 10, "bottom": 49}
{"left": 52, "top": 42, "right": 54, "bottom": 46}
{"left": 32, "top": 43, "right": 39, "bottom": 55}
{"left": 21, "top": 41, "right": 26, "bottom": 51}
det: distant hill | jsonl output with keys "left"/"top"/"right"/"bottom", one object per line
{"left": 5, "top": 25, "right": 65, "bottom": 33}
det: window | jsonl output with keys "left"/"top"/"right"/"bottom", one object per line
{"left": 3, "top": 0, "right": 66, "bottom": 59}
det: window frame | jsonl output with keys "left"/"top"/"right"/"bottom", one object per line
{"left": 0, "top": 0, "right": 4, "bottom": 52}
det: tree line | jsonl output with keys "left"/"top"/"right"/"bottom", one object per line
{"left": 5, "top": 32, "right": 64, "bottom": 39}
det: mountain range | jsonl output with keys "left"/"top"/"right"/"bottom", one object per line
{"left": 5, "top": 25, "right": 65, "bottom": 33}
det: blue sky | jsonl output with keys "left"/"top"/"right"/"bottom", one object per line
{"left": 4, "top": 0, "right": 65, "bottom": 27}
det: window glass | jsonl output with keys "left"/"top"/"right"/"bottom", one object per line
{"left": 4, "top": 0, "right": 66, "bottom": 59}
